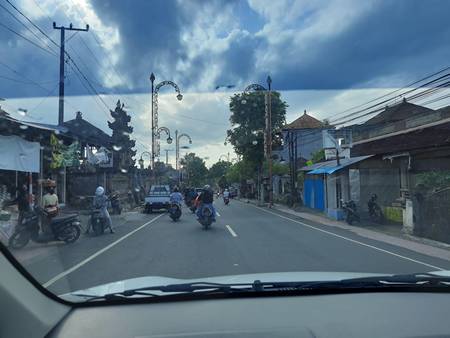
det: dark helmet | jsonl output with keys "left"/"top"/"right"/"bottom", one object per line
{"left": 173, "top": 186, "right": 179, "bottom": 192}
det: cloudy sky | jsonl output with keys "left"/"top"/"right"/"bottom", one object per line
{"left": 2, "top": 0, "right": 450, "bottom": 166}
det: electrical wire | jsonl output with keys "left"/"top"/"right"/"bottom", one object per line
{"left": 0, "top": 21, "right": 57, "bottom": 56}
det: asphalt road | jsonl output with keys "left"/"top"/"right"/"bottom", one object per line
{"left": 11, "top": 199, "right": 450, "bottom": 295}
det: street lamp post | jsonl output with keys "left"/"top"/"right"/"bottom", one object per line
{"left": 149, "top": 73, "right": 182, "bottom": 171}
{"left": 156, "top": 126, "right": 173, "bottom": 161}
{"left": 175, "top": 130, "right": 192, "bottom": 184}
{"left": 243, "top": 75, "right": 273, "bottom": 207}
{"left": 219, "top": 153, "right": 230, "bottom": 162}
{"left": 138, "top": 151, "right": 152, "bottom": 170}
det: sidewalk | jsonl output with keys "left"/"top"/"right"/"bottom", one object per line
{"left": 240, "top": 198, "right": 450, "bottom": 263}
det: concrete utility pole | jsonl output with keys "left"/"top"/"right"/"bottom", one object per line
{"left": 266, "top": 75, "right": 273, "bottom": 208}
{"left": 164, "top": 149, "right": 174, "bottom": 165}
{"left": 53, "top": 22, "right": 89, "bottom": 126}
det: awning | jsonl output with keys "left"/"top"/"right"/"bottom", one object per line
{"left": 305, "top": 155, "right": 373, "bottom": 175}
{"left": 0, "top": 135, "right": 40, "bottom": 172}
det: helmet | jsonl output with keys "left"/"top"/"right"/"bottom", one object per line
{"left": 173, "top": 186, "right": 179, "bottom": 192}
{"left": 225, "top": 188, "right": 229, "bottom": 192}
{"left": 95, "top": 186, "right": 105, "bottom": 196}
{"left": 204, "top": 184, "right": 210, "bottom": 190}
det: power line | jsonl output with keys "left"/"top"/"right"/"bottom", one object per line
{"left": 330, "top": 72, "right": 450, "bottom": 125}
{"left": 0, "top": 2, "right": 58, "bottom": 55}
{"left": 5, "top": 0, "right": 112, "bottom": 118}
{"left": 329, "top": 65, "right": 450, "bottom": 123}
{"left": 5, "top": 0, "right": 59, "bottom": 48}
{"left": 0, "top": 60, "right": 55, "bottom": 93}
{"left": 0, "top": 21, "right": 57, "bottom": 56}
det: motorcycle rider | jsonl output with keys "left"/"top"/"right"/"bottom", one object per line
{"left": 93, "top": 186, "right": 114, "bottom": 234}
{"left": 170, "top": 186, "right": 183, "bottom": 207}
{"left": 196, "top": 184, "right": 216, "bottom": 222}
{"left": 41, "top": 186, "right": 59, "bottom": 234}
{"left": 223, "top": 188, "right": 230, "bottom": 201}
{"left": 3, "top": 182, "right": 30, "bottom": 227}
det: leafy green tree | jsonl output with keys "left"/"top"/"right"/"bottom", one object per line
{"left": 226, "top": 91, "right": 287, "bottom": 166}
{"left": 209, "top": 161, "right": 232, "bottom": 181}
{"left": 225, "top": 159, "right": 258, "bottom": 183}
{"left": 217, "top": 175, "right": 228, "bottom": 189}
{"left": 263, "top": 160, "right": 289, "bottom": 176}
{"left": 183, "top": 153, "right": 208, "bottom": 187}
{"left": 108, "top": 100, "right": 136, "bottom": 171}
{"left": 309, "top": 149, "right": 325, "bottom": 165}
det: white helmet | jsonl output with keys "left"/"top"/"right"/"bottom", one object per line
{"left": 95, "top": 186, "right": 105, "bottom": 196}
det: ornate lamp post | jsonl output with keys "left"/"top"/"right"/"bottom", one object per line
{"left": 150, "top": 73, "right": 182, "bottom": 171}
{"left": 175, "top": 130, "right": 192, "bottom": 184}
{"left": 138, "top": 151, "right": 152, "bottom": 169}
{"left": 243, "top": 75, "right": 273, "bottom": 207}
{"left": 156, "top": 126, "right": 173, "bottom": 160}
{"left": 175, "top": 130, "right": 192, "bottom": 171}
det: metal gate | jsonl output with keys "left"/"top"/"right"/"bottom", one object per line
{"left": 304, "top": 176, "right": 325, "bottom": 211}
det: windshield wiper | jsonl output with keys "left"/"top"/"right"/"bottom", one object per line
{"left": 71, "top": 281, "right": 261, "bottom": 302}
{"left": 71, "top": 273, "right": 450, "bottom": 302}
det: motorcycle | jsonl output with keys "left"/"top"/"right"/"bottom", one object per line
{"left": 109, "top": 192, "right": 122, "bottom": 215}
{"left": 197, "top": 204, "right": 214, "bottom": 230}
{"left": 87, "top": 209, "right": 113, "bottom": 236}
{"left": 368, "top": 194, "right": 384, "bottom": 223}
{"left": 223, "top": 196, "right": 230, "bottom": 205}
{"left": 342, "top": 199, "right": 360, "bottom": 225}
{"left": 8, "top": 206, "right": 81, "bottom": 249}
{"left": 169, "top": 203, "right": 182, "bottom": 221}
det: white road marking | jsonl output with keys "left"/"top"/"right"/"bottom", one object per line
{"left": 43, "top": 214, "right": 165, "bottom": 288}
{"left": 250, "top": 204, "right": 445, "bottom": 271}
{"left": 216, "top": 211, "right": 221, "bottom": 217}
{"left": 226, "top": 224, "right": 238, "bottom": 237}
{"left": 233, "top": 263, "right": 239, "bottom": 266}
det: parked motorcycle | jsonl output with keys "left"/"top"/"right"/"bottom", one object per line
{"left": 8, "top": 206, "right": 81, "bottom": 249}
{"left": 87, "top": 207, "right": 114, "bottom": 236}
{"left": 109, "top": 192, "right": 122, "bottom": 215}
{"left": 368, "top": 194, "right": 384, "bottom": 223}
{"left": 342, "top": 199, "right": 360, "bottom": 225}
{"left": 197, "top": 204, "right": 214, "bottom": 230}
{"left": 168, "top": 203, "right": 182, "bottom": 221}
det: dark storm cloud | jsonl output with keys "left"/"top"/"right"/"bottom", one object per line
{"left": 88, "top": 0, "right": 246, "bottom": 92}
{"left": 1, "top": 0, "right": 450, "bottom": 100}
{"left": 270, "top": 0, "right": 450, "bottom": 90}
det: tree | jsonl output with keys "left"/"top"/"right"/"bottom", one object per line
{"left": 226, "top": 91, "right": 287, "bottom": 166}
{"left": 108, "top": 100, "right": 136, "bottom": 171}
{"left": 225, "top": 159, "right": 257, "bottom": 183}
{"left": 263, "top": 160, "right": 289, "bottom": 176}
{"left": 209, "top": 161, "right": 232, "bottom": 181}
{"left": 183, "top": 153, "right": 208, "bottom": 187}
{"left": 310, "top": 149, "right": 325, "bottom": 163}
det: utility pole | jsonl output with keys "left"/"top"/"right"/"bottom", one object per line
{"left": 164, "top": 149, "right": 173, "bottom": 166}
{"left": 53, "top": 22, "right": 89, "bottom": 126}
{"left": 150, "top": 73, "right": 155, "bottom": 171}
{"left": 266, "top": 75, "right": 273, "bottom": 208}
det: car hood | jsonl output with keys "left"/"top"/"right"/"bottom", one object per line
{"left": 61, "top": 270, "right": 444, "bottom": 301}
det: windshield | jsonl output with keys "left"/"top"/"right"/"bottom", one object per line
{"left": 1, "top": 0, "right": 450, "bottom": 302}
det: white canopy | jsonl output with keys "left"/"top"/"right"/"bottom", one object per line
{"left": 0, "top": 135, "right": 40, "bottom": 173}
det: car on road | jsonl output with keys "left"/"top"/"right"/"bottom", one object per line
{"left": 144, "top": 185, "right": 171, "bottom": 213}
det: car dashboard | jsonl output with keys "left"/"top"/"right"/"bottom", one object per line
{"left": 49, "top": 292, "right": 450, "bottom": 338}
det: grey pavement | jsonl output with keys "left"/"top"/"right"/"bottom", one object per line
{"left": 7, "top": 200, "right": 450, "bottom": 296}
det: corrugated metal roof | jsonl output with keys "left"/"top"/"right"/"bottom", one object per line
{"left": 301, "top": 155, "right": 373, "bottom": 175}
